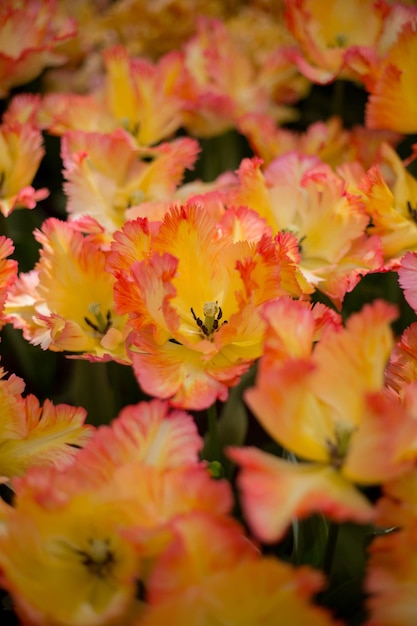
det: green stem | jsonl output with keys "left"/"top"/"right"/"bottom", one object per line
{"left": 200, "top": 130, "right": 243, "bottom": 182}
{"left": 291, "top": 518, "right": 304, "bottom": 565}
{"left": 322, "top": 522, "right": 340, "bottom": 579}
{"left": 206, "top": 402, "right": 221, "bottom": 463}
{"left": 63, "top": 360, "right": 117, "bottom": 426}
{"left": 332, "top": 80, "right": 345, "bottom": 118}
{"left": 0, "top": 213, "right": 9, "bottom": 238}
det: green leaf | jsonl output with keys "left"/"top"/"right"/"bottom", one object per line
{"left": 291, "top": 513, "right": 329, "bottom": 568}
{"left": 216, "top": 365, "right": 255, "bottom": 451}
{"left": 317, "top": 522, "right": 374, "bottom": 624}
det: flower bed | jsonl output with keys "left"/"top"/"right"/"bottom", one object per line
{"left": 1, "top": 1, "right": 417, "bottom": 624}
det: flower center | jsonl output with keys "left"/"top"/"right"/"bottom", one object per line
{"left": 84, "top": 303, "right": 112, "bottom": 336}
{"left": 328, "top": 33, "right": 347, "bottom": 48}
{"left": 190, "top": 301, "right": 227, "bottom": 338}
{"left": 78, "top": 538, "right": 116, "bottom": 579}
{"left": 327, "top": 429, "right": 352, "bottom": 469}
{"left": 50, "top": 536, "right": 117, "bottom": 580}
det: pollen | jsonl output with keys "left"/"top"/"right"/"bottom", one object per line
{"left": 203, "top": 301, "right": 220, "bottom": 319}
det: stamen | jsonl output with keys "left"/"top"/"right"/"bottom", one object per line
{"left": 51, "top": 537, "right": 116, "bottom": 580}
{"left": 407, "top": 200, "right": 417, "bottom": 223}
{"left": 327, "top": 429, "right": 351, "bottom": 469}
{"left": 120, "top": 117, "right": 140, "bottom": 137}
{"left": 298, "top": 235, "right": 306, "bottom": 254}
{"left": 84, "top": 303, "right": 112, "bottom": 335}
{"left": 191, "top": 301, "right": 227, "bottom": 338}
{"left": 328, "top": 33, "right": 347, "bottom": 48}
{"left": 78, "top": 538, "right": 116, "bottom": 579}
